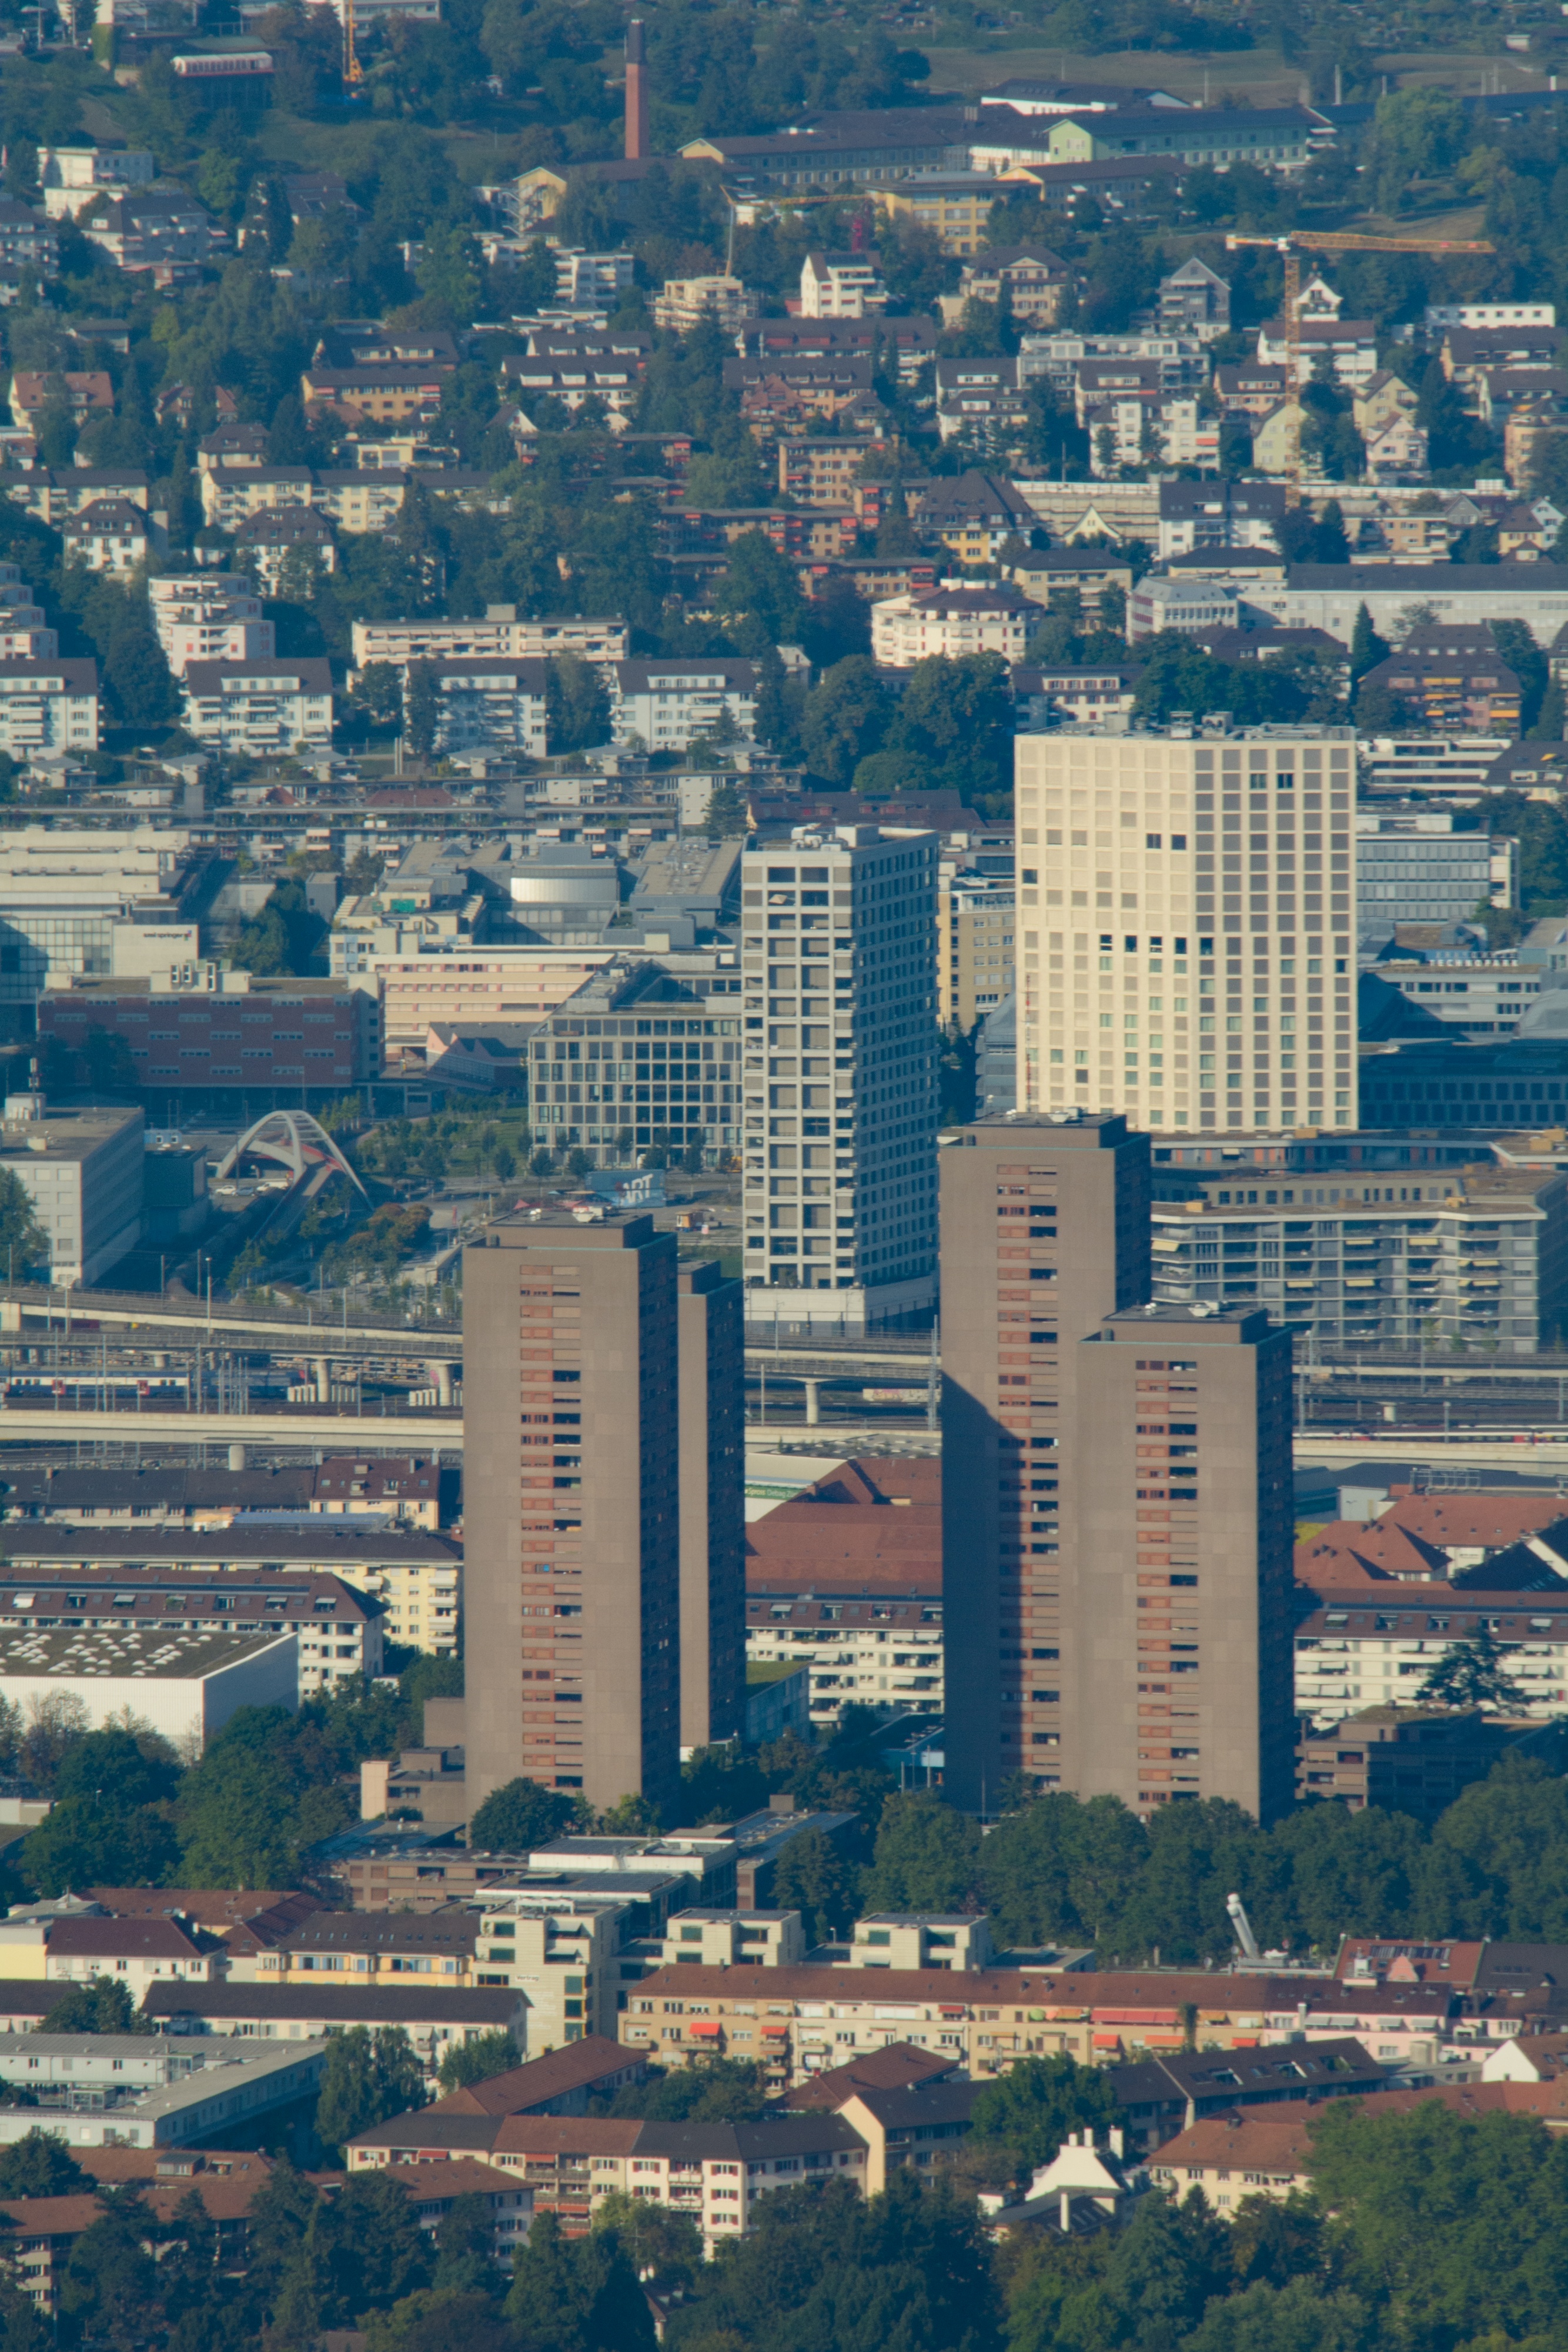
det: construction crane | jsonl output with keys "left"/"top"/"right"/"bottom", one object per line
{"left": 343, "top": 0, "right": 363, "bottom": 86}
{"left": 1224, "top": 229, "right": 1495, "bottom": 504}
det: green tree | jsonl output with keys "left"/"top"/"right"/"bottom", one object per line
{"left": 1181, "top": 2276, "right": 1376, "bottom": 2352}
{"left": 315, "top": 2026, "right": 429, "bottom": 2153}
{"left": 505, "top": 2211, "right": 656, "bottom": 2352}
{"left": 0, "top": 1170, "right": 46, "bottom": 1274}
{"left": 546, "top": 654, "right": 612, "bottom": 754}
{"left": 1349, "top": 603, "right": 1390, "bottom": 685}
{"left": 590, "top": 2190, "right": 703, "bottom": 2283}
{"left": 768, "top": 1825, "right": 864, "bottom": 1944}
{"left": 863, "top": 1792, "right": 981, "bottom": 1914}
{"left": 967, "top": 2052, "right": 1118, "bottom": 2176}
{"left": 1491, "top": 619, "right": 1549, "bottom": 734}
{"left": 800, "top": 656, "right": 890, "bottom": 785}
{"left": 1370, "top": 87, "right": 1469, "bottom": 215}
{"left": 40, "top": 1978, "right": 143, "bottom": 2036}
{"left": 0, "top": 2130, "right": 89, "bottom": 2196}
{"left": 468, "top": 1776, "right": 578, "bottom": 1852}
{"left": 436, "top": 2030, "right": 519, "bottom": 2094}
{"left": 176, "top": 1706, "right": 356, "bottom": 1886}
{"left": 703, "top": 776, "right": 749, "bottom": 840}
{"left": 405, "top": 661, "right": 440, "bottom": 764}
{"left": 881, "top": 654, "right": 1014, "bottom": 810}
{"left": 713, "top": 530, "right": 807, "bottom": 652}
{"left": 604, "top": 2057, "right": 769, "bottom": 2124}
{"left": 1417, "top": 1629, "right": 1527, "bottom": 1712}
{"left": 58, "top": 2186, "right": 161, "bottom": 2350}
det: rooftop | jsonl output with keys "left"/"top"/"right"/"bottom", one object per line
{"left": 0, "top": 1624, "right": 294, "bottom": 1681}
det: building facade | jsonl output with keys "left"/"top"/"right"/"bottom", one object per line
{"left": 940, "top": 878, "right": 1016, "bottom": 1028}
{"left": 40, "top": 974, "right": 377, "bottom": 1095}
{"left": 741, "top": 827, "right": 940, "bottom": 1330}
{"left": 0, "top": 660, "right": 99, "bottom": 758}
{"left": 1014, "top": 723, "right": 1358, "bottom": 1132}
{"left": 181, "top": 660, "right": 333, "bottom": 754}
{"left": 677, "top": 1260, "right": 746, "bottom": 1752}
{"left": 463, "top": 1212, "right": 681, "bottom": 1817}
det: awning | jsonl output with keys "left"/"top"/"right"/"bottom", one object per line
{"left": 687, "top": 2022, "right": 722, "bottom": 2037}
{"left": 761, "top": 2024, "right": 789, "bottom": 2038}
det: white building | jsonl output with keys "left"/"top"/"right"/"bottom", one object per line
{"left": 611, "top": 659, "right": 758, "bottom": 751}
{"left": 741, "top": 825, "right": 940, "bottom": 1331}
{"left": 1128, "top": 579, "right": 1241, "bottom": 640}
{"left": 653, "top": 276, "right": 759, "bottom": 335}
{"left": 352, "top": 611, "right": 627, "bottom": 672}
{"left": 413, "top": 658, "right": 549, "bottom": 759}
{"left": 0, "top": 1625, "right": 296, "bottom": 1753}
{"left": 1014, "top": 722, "right": 1359, "bottom": 1133}
{"left": 76, "top": 188, "right": 225, "bottom": 284}
{"left": 181, "top": 659, "right": 333, "bottom": 753}
{"left": 0, "top": 660, "right": 99, "bottom": 757}
{"left": 0, "top": 2034, "right": 326, "bottom": 2149}
{"left": 800, "top": 252, "right": 887, "bottom": 319}
{"left": 554, "top": 249, "right": 634, "bottom": 305}
{"left": 1426, "top": 302, "right": 1556, "bottom": 330}
{"left": 0, "top": 200, "right": 56, "bottom": 276}
{"left": 35, "top": 145, "right": 154, "bottom": 221}
{"left": 871, "top": 586, "right": 1032, "bottom": 668}
{"left": 61, "top": 498, "right": 149, "bottom": 574}
{"left": 0, "top": 1094, "right": 143, "bottom": 1287}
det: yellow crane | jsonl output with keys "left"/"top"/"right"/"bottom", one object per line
{"left": 344, "top": 0, "right": 363, "bottom": 85}
{"left": 1224, "top": 229, "right": 1495, "bottom": 503}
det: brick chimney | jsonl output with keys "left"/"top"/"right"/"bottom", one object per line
{"left": 625, "top": 17, "right": 648, "bottom": 161}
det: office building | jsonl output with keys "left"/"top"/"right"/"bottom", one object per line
{"left": 741, "top": 827, "right": 940, "bottom": 1331}
{"left": 678, "top": 1260, "right": 746, "bottom": 1752}
{"left": 0, "top": 826, "right": 210, "bottom": 1011}
{"left": 40, "top": 973, "right": 377, "bottom": 1097}
{"left": 0, "top": 1094, "right": 142, "bottom": 1286}
{"left": 1358, "top": 807, "right": 1517, "bottom": 931}
{"left": 940, "top": 877, "right": 1015, "bottom": 1028}
{"left": 941, "top": 1111, "right": 1297, "bottom": 1825}
{"left": 1015, "top": 724, "right": 1358, "bottom": 1132}
{"left": 1366, "top": 953, "right": 1540, "bottom": 1036}
{"left": 1151, "top": 1159, "right": 1568, "bottom": 1354}
{"left": 0, "top": 2036, "right": 325, "bottom": 2149}
{"left": 463, "top": 1212, "right": 681, "bottom": 1817}
{"left": 524, "top": 960, "right": 744, "bottom": 1167}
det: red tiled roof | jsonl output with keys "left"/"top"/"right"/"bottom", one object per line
{"left": 1298, "top": 1494, "right": 1568, "bottom": 1589}
{"left": 772, "top": 2040, "right": 958, "bottom": 2109}
{"left": 746, "top": 1456, "right": 941, "bottom": 1595}
{"left": 428, "top": 2035, "right": 640, "bottom": 2116}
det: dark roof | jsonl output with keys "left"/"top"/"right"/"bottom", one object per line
{"left": 1110, "top": 2037, "right": 1386, "bottom": 2110}
{"left": 428, "top": 2034, "right": 642, "bottom": 2116}
{"left": 1286, "top": 562, "right": 1568, "bottom": 590}
{"left": 640, "top": 2114, "right": 866, "bottom": 2160}
{"left": 280, "top": 1910, "right": 477, "bottom": 1956}
{"left": 143, "top": 1983, "right": 521, "bottom": 2024}
{"left": 773, "top": 2040, "right": 957, "bottom": 2109}
{"left": 835, "top": 2079, "right": 985, "bottom": 2128}
{"left": 49, "top": 1917, "right": 212, "bottom": 1960}
{"left": 0, "top": 1527, "right": 450, "bottom": 1567}
{"left": 234, "top": 507, "right": 334, "bottom": 544}
{"left": 183, "top": 658, "right": 333, "bottom": 694}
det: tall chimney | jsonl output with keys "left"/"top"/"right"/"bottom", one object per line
{"left": 625, "top": 17, "right": 648, "bottom": 161}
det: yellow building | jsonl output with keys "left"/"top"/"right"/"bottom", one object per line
{"left": 874, "top": 174, "right": 1001, "bottom": 256}
{"left": 940, "top": 880, "right": 1015, "bottom": 1028}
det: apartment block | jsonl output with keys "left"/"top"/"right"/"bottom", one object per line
{"left": 1295, "top": 1587, "right": 1568, "bottom": 1727}
{"left": 148, "top": 576, "right": 272, "bottom": 678}
{"left": 677, "top": 1260, "right": 746, "bottom": 1750}
{"left": 181, "top": 660, "right": 333, "bottom": 754}
{"left": 741, "top": 827, "right": 940, "bottom": 1330}
{"left": 0, "top": 659, "right": 99, "bottom": 758}
{"left": 871, "top": 586, "right": 1032, "bottom": 669}
{"left": 1015, "top": 724, "right": 1358, "bottom": 1132}
{"left": 463, "top": 1212, "right": 681, "bottom": 1816}
{"left": 351, "top": 613, "right": 628, "bottom": 672}
{"left": 610, "top": 661, "right": 758, "bottom": 752}
{"left": 412, "top": 658, "right": 549, "bottom": 759}
{"left": 1151, "top": 1161, "right": 1568, "bottom": 1353}
{"left": 940, "top": 1112, "right": 1150, "bottom": 1812}
{"left": 0, "top": 1097, "right": 143, "bottom": 1287}
{"left": 940, "top": 877, "right": 1015, "bottom": 1027}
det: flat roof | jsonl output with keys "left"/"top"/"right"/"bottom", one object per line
{"left": 0, "top": 1624, "right": 293, "bottom": 1681}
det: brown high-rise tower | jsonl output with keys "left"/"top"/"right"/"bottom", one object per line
{"left": 463, "top": 1211, "right": 680, "bottom": 1820}
{"left": 625, "top": 17, "right": 648, "bottom": 161}
{"left": 940, "top": 1111, "right": 1294, "bottom": 1826}
{"left": 678, "top": 1259, "right": 745, "bottom": 1752}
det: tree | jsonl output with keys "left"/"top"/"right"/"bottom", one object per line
{"left": 604, "top": 2057, "right": 768, "bottom": 2124}
{"left": 599, "top": 1792, "right": 662, "bottom": 1835}
{"left": 104, "top": 625, "right": 179, "bottom": 729}
{"left": 1417, "top": 1629, "right": 1527, "bottom": 1712}
{"left": 23, "top": 1796, "right": 178, "bottom": 1898}
{"left": 863, "top": 1792, "right": 981, "bottom": 1913}
{"left": 703, "top": 776, "right": 750, "bottom": 840}
{"left": 768, "top": 1826, "right": 864, "bottom": 1945}
{"left": 41, "top": 1978, "right": 142, "bottom": 2036}
{"left": 58, "top": 2187, "right": 161, "bottom": 2351}
{"left": 546, "top": 655, "right": 612, "bottom": 754}
{"left": 0, "top": 2130, "right": 89, "bottom": 2196}
{"left": 468, "top": 1776, "right": 578, "bottom": 1852}
{"left": 1349, "top": 603, "right": 1390, "bottom": 685}
{"left": 437, "top": 2031, "right": 519, "bottom": 2094}
{"left": 590, "top": 2191, "right": 703, "bottom": 2284}
{"left": 356, "top": 669, "right": 403, "bottom": 730}
{"left": 800, "top": 656, "right": 890, "bottom": 786}
{"left": 0, "top": 1170, "right": 46, "bottom": 1274}
{"left": 505, "top": 2211, "right": 656, "bottom": 2352}
{"left": 315, "top": 2026, "right": 429, "bottom": 2152}
{"left": 881, "top": 654, "right": 1014, "bottom": 809}
{"left": 967, "top": 2052, "right": 1118, "bottom": 2177}
{"left": 713, "top": 530, "right": 807, "bottom": 651}
{"left": 405, "top": 661, "right": 440, "bottom": 764}
{"left": 1491, "top": 618, "right": 1549, "bottom": 734}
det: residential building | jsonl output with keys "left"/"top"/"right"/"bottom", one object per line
{"left": 1158, "top": 257, "right": 1230, "bottom": 336}
{"left": 0, "top": 2036, "right": 325, "bottom": 2150}
{"left": 872, "top": 587, "right": 1032, "bottom": 669}
{"left": 936, "top": 354, "right": 1032, "bottom": 449}
{"left": 299, "top": 365, "right": 447, "bottom": 423}
{"left": 61, "top": 499, "right": 149, "bottom": 574}
{"left": 847, "top": 1915, "right": 996, "bottom": 1972}
{"left": 940, "top": 877, "right": 1015, "bottom": 1027}
{"left": 199, "top": 466, "right": 313, "bottom": 533}
{"left": 1295, "top": 1708, "right": 1553, "bottom": 1819}
{"left": 1011, "top": 664, "right": 1139, "bottom": 729}
{"left": 463, "top": 1210, "right": 682, "bottom": 1816}
{"left": 233, "top": 505, "right": 337, "bottom": 587}
{"left": 310, "top": 472, "right": 407, "bottom": 536}
{"left": 678, "top": 1260, "right": 746, "bottom": 1751}
{"left": 0, "top": 1095, "right": 141, "bottom": 1286}
{"left": 467, "top": 1898, "right": 630, "bottom": 2043}
{"left": 180, "top": 658, "right": 333, "bottom": 753}
{"left": 410, "top": 658, "right": 549, "bottom": 759}
{"left": 1358, "top": 808, "right": 1516, "bottom": 929}
{"left": 778, "top": 440, "right": 882, "bottom": 509}
{"left": 1014, "top": 723, "right": 1359, "bottom": 1132}
{"left": 0, "top": 659, "right": 100, "bottom": 760}
{"left": 1108, "top": 2040, "right": 1387, "bottom": 2154}
{"left": 653, "top": 277, "right": 759, "bottom": 335}
{"left": 36, "top": 1915, "right": 220, "bottom": 1999}
{"left": 148, "top": 576, "right": 273, "bottom": 676}
{"left": 800, "top": 252, "right": 887, "bottom": 318}
{"left": 1155, "top": 481, "right": 1285, "bottom": 560}
{"left": 610, "top": 660, "right": 757, "bottom": 751}
{"left": 1149, "top": 1160, "right": 1568, "bottom": 1354}
{"left": 8, "top": 371, "right": 112, "bottom": 430}
{"left": 1129, "top": 579, "right": 1242, "bottom": 639}
{"left": 39, "top": 973, "right": 377, "bottom": 1098}
{"left": 740, "top": 827, "right": 940, "bottom": 1330}
{"left": 657, "top": 1910, "right": 807, "bottom": 1969}
{"left": 36, "top": 146, "right": 155, "bottom": 220}
{"left": 1295, "top": 1586, "right": 1568, "bottom": 1728}
{"left": 1359, "top": 649, "right": 1520, "bottom": 735}
{"left": 554, "top": 250, "right": 635, "bottom": 306}
{"left": 957, "top": 243, "right": 1069, "bottom": 319}
{"left": 76, "top": 189, "right": 224, "bottom": 284}
{"left": 352, "top": 613, "right": 628, "bottom": 671}
{"left": 877, "top": 175, "right": 1004, "bottom": 256}
{"left": 1255, "top": 315, "right": 1379, "bottom": 390}
{"left": 2, "top": 469, "right": 148, "bottom": 527}
{"left": 744, "top": 1456, "right": 944, "bottom": 1729}
{"left": 504, "top": 358, "right": 640, "bottom": 427}
{"left": 941, "top": 1114, "right": 1295, "bottom": 1820}
{"left": 0, "top": 1558, "right": 382, "bottom": 1694}
{"left": 908, "top": 471, "right": 1038, "bottom": 565}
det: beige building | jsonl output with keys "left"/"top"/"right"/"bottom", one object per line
{"left": 871, "top": 586, "right": 1032, "bottom": 669}
{"left": 940, "top": 878, "right": 1015, "bottom": 1028}
{"left": 463, "top": 1212, "right": 681, "bottom": 1818}
{"left": 844, "top": 1916, "right": 996, "bottom": 1971}
{"left": 653, "top": 276, "right": 759, "bottom": 335}
{"left": 469, "top": 1892, "right": 629, "bottom": 2044}
{"left": 1014, "top": 723, "right": 1358, "bottom": 1133}
{"left": 658, "top": 1910, "right": 807, "bottom": 1969}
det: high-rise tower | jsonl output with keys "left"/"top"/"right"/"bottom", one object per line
{"left": 625, "top": 18, "right": 648, "bottom": 162}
